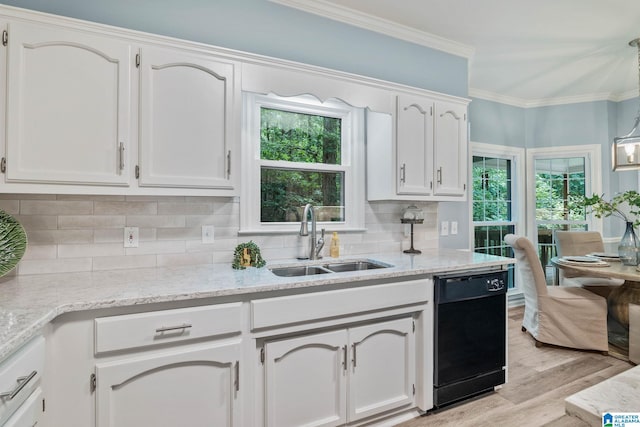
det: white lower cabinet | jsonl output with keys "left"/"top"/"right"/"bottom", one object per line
{"left": 348, "top": 319, "right": 416, "bottom": 421}
{"left": 95, "top": 341, "right": 241, "bottom": 427}
{"left": 263, "top": 317, "right": 415, "bottom": 427}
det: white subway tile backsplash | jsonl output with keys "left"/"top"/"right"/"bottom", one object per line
{"left": 58, "top": 243, "right": 124, "bottom": 258}
{"left": 157, "top": 252, "right": 213, "bottom": 268}
{"left": 93, "top": 255, "right": 157, "bottom": 271}
{"left": 22, "top": 245, "right": 57, "bottom": 260}
{"left": 186, "top": 241, "right": 217, "bottom": 253}
{"left": 0, "top": 200, "right": 20, "bottom": 214}
{"left": 21, "top": 200, "right": 93, "bottom": 215}
{"left": 18, "top": 258, "right": 92, "bottom": 275}
{"left": 7, "top": 194, "right": 438, "bottom": 276}
{"left": 125, "top": 240, "right": 186, "bottom": 256}
{"left": 156, "top": 227, "right": 201, "bottom": 241}
{"left": 15, "top": 215, "right": 57, "bottom": 230}
{"left": 126, "top": 215, "right": 185, "bottom": 228}
{"left": 27, "top": 230, "right": 94, "bottom": 245}
{"left": 157, "top": 202, "right": 213, "bottom": 215}
{"left": 58, "top": 215, "right": 126, "bottom": 229}
{"left": 95, "top": 201, "right": 157, "bottom": 215}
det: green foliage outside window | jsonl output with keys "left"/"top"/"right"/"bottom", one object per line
{"left": 260, "top": 108, "right": 344, "bottom": 223}
{"left": 472, "top": 158, "right": 511, "bottom": 222}
{"left": 534, "top": 172, "right": 585, "bottom": 227}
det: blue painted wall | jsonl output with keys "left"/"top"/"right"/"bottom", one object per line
{"left": 1, "top": 0, "right": 468, "bottom": 97}
{"left": 467, "top": 97, "right": 640, "bottom": 245}
{"left": 468, "top": 98, "right": 525, "bottom": 148}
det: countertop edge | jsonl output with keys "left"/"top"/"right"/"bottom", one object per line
{"left": 0, "top": 251, "right": 514, "bottom": 362}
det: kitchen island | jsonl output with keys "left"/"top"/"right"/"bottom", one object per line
{"left": 0, "top": 250, "right": 513, "bottom": 427}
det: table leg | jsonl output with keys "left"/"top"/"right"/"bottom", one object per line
{"left": 607, "top": 280, "right": 640, "bottom": 350}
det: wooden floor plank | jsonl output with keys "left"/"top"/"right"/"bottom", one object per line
{"left": 395, "top": 306, "right": 633, "bottom": 427}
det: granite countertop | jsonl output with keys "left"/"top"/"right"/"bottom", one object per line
{"left": 0, "top": 250, "right": 513, "bottom": 362}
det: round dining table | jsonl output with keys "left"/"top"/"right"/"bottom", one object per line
{"left": 551, "top": 256, "right": 640, "bottom": 351}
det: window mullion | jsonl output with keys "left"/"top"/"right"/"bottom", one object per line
{"left": 259, "top": 159, "right": 347, "bottom": 172}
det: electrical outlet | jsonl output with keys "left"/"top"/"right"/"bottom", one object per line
{"left": 440, "top": 221, "right": 449, "bottom": 236}
{"left": 202, "top": 225, "right": 215, "bottom": 243}
{"left": 124, "top": 227, "right": 139, "bottom": 248}
{"left": 451, "top": 221, "right": 458, "bottom": 235}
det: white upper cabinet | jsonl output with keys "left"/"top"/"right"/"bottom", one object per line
{"left": 433, "top": 100, "right": 467, "bottom": 196}
{"left": 367, "top": 93, "right": 469, "bottom": 201}
{"left": 396, "top": 94, "right": 434, "bottom": 196}
{"left": 138, "top": 46, "right": 238, "bottom": 190}
{"left": 5, "top": 21, "right": 131, "bottom": 185}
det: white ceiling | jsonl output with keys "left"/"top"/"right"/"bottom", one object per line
{"left": 274, "top": 0, "right": 640, "bottom": 106}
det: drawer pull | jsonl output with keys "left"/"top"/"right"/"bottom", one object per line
{"left": 0, "top": 370, "right": 37, "bottom": 400}
{"left": 155, "top": 323, "right": 192, "bottom": 334}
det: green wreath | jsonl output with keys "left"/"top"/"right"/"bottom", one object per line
{"left": 232, "top": 241, "right": 266, "bottom": 269}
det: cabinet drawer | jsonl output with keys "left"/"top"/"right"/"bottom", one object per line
{"left": 0, "top": 337, "right": 45, "bottom": 425}
{"left": 251, "top": 279, "right": 429, "bottom": 330}
{"left": 95, "top": 303, "right": 242, "bottom": 354}
{"left": 3, "top": 387, "right": 43, "bottom": 427}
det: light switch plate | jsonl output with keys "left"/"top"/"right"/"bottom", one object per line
{"left": 440, "top": 221, "right": 449, "bottom": 236}
{"left": 202, "top": 225, "right": 215, "bottom": 243}
{"left": 451, "top": 221, "right": 458, "bottom": 235}
{"left": 124, "top": 227, "right": 139, "bottom": 248}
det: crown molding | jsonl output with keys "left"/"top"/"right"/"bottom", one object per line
{"left": 469, "top": 87, "right": 639, "bottom": 108}
{"left": 270, "top": 0, "right": 474, "bottom": 59}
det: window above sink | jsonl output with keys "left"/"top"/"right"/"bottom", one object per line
{"left": 240, "top": 93, "right": 366, "bottom": 234}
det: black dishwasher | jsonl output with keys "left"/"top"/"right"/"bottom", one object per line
{"left": 433, "top": 270, "right": 507, "bottom": 408}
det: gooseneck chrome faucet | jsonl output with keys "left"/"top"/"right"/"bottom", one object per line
{"left": 299, "top": 203, "right": 325, "bottom": 260}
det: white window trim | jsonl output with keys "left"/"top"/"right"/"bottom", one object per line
{"left": 469, "top": 142, "right": 526, "bottom": 250}
{"left": 470, "top": 142, "right": 525, "bottom": 297}
{"left": 525, "top": 144, "right": 602, "bottom": 243}
{"left": 240, "top": 92, "right": 365, "bottom": 234}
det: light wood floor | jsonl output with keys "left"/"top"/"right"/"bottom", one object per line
{"left": 397, "top": 306, "right": 634, "bottom": 427}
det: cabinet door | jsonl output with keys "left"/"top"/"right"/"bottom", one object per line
{"left": 433, "top": 100, "right": 467, "bottom": 196}
{"left": 6, "top": 21, "right": 131, "bottom": 185}
{"left": 264, "top": 330, "right": 348, "bottom": 427}
{"left": 95, "top": 341, "right": 240, "bottom": 427}
{"left": 139, "top": 46, "right": 237, "bottom": 189}
{"left": 396, "top": 94, "right": 434, "bottom": 195}
{"left": 348, "top": 317, "right": 415, "bottom": 422}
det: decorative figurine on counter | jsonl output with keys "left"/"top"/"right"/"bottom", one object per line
{"left": 232, "top": 241, "right": 266, "bottom": 269}
{"left": 401, "top": 204, "right": 424, "bottom": 254}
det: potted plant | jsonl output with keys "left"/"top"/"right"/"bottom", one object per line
{"left": 583, "top": 190, "right": 640, "bottom": 265}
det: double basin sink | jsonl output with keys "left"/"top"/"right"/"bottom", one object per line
{"left": 270, "top": 260, "right": 391, "bottom": 277}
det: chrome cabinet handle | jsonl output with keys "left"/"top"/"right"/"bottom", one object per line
{"left": 227, "top": 150, "right": 231, "bottom": 178}
{"left": 400, "top": 163, "right": 406, "bottom": 183}
{"left": 119, "top": 142, "right": 125, "bottom": 173}
{"left": 0, "top": 370, "right": 37, "bottom": 400}
{"left": 342, "top": 345, "right": 347, "bottom": 371}
{"left": 235, "top": 361, "right": 240, "bottom": 392}
{"left": 352, "top": 343, "right": 357, "bottom": 368}
{"left": 155, "top": 323, "right": 192, "bottom": 333}
{"left": 437, "top": 167, "right": 442, "bottom": 184}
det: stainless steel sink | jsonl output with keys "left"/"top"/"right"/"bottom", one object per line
{"left": 269, "top": 260, "right": 391, "bottom": 277}
{"left": 323, "top": 260, "right": 389, "bottom": 272}
{"left": 269, "top": 265, "right": 331, "bottom": 277}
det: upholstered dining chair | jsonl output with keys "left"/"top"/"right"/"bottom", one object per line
{"left": 554, "top": 230, "right": 624, "bottom": 289}
{"left": 504, "top": 234, "right": 609, "bottom": 352}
